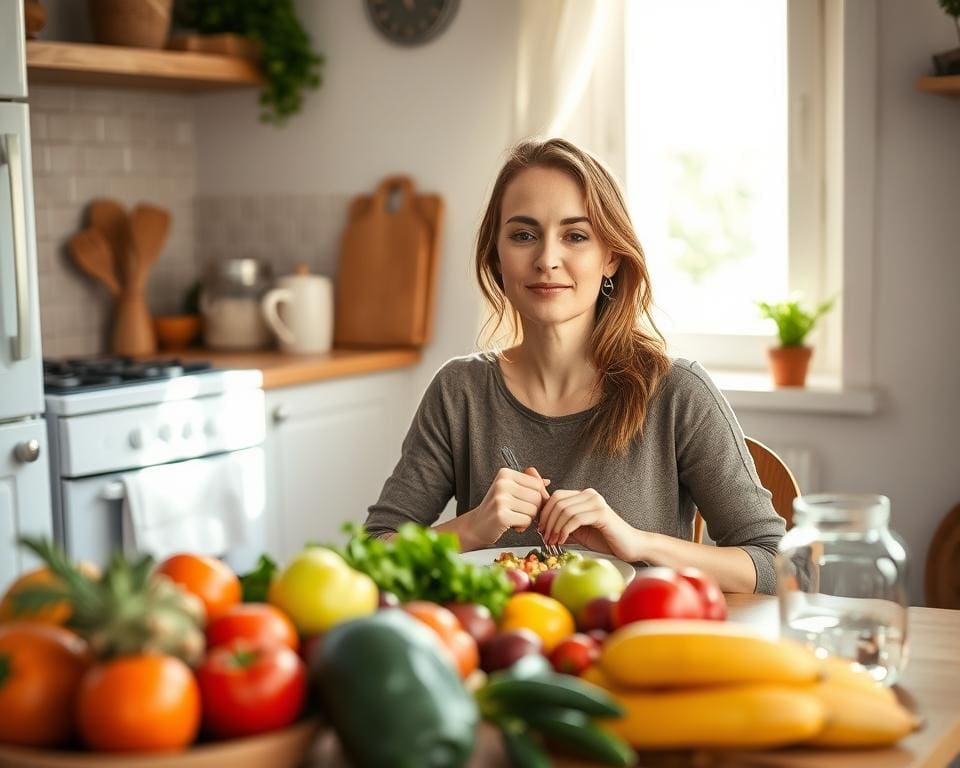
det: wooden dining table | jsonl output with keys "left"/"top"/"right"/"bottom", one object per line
{"left": 307, "top": 593, "right": 960, "bottom": 768}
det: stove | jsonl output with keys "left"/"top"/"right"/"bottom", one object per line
{"left": 42, "top": 355, "right": 266, "bottom": 571}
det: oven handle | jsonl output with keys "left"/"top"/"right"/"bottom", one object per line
{"left": 100, "top": 480, "right": 126, "bottom": 501}
{"left": 2, "top": 133, "right": 30, "bottom": 360}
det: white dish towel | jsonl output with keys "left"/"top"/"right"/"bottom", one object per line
{"left": 122, "top": 448, "right": 264, "bottom": 562}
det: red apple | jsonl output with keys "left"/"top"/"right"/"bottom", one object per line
{"left": 444, "top": 602, "right": 497, "bottom": 646}
{"left": 479, "top": 629, "right": 543, "bottom": 673}
{"left": 503, "top": 568, "right": 531, "bottom": 593}
{"left": 613, "top": 567, "right": 705, "bottom": 627}
{"left": 578, "top": 595, "right": 617, "bottom": 632}
{"left": 531, "top": 568, "right": 560, "bottom": 596}
{"left": 677, "top": 567, "right": 727, "bottom": 620}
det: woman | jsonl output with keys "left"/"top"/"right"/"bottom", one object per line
{"left": 364, "top": 138, "right": 785, "bottom": 594}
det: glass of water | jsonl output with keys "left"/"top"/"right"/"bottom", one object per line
{"left": 776, "top": 494, "right": 909, "bottom": 685}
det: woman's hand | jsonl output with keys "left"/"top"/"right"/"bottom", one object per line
{"left": 458, "top": 467, "right": 550, "bottom": 550}
{"left": 539, "top": 488, "right": 640, "bottom": 563}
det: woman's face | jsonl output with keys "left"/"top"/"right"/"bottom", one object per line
{"left": 497, "top": 166, "right": 617, "bottom": 332}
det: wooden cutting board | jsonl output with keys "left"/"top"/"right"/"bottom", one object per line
{"left": 335, "top": 176, "right": 443, "bottom": 348}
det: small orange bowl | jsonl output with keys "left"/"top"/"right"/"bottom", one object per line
{"left": 154, "top": 314, "right": 201, "bottom": 351}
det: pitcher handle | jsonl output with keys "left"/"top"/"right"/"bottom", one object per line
{"left": 261, "top": 288, "right": 296, "bottom": 345}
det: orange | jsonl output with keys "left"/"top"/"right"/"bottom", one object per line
{"left": 402, "top": 601, "right": 479, "bottom": 679}
{"left": 499, "top": 592, "right": 575, "bottom": 653}
{"left": 0, "top": 563, "right": 100, "bottom": 625}
{"left": 155, "top": 553, "right": 241, "bottom": 621}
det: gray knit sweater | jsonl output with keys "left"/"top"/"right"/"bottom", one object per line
{"left": 364, "top": 354, "right": 785, "bottom": 594}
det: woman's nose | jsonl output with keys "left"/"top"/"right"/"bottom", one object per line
{"left": 533, "top": 240, "right": 561, "bottom": 272}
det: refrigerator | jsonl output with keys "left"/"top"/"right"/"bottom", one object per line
{"left": 0, "top": 0, "right": 54, "bottom": 588}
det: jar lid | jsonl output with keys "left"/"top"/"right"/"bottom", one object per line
{"left": 206, "top": 258, "right": 272, "bottom": 287}
{"left": 792, "top": 493, "right": 891, "bottom": 528}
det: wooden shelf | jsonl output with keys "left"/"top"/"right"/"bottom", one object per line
{"left": 26, "top": 41, "right": 262, "bottom": 91}
{"left": 916, "top": 75, "right": 960, "bottom": 98}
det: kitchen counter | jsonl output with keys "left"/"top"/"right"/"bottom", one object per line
{"left": 174, "top": 347, "right": 422, "bottom": 389}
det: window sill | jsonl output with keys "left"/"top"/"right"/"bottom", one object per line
{"left": 712, "top": 370, "right": 879, "bottom": 415}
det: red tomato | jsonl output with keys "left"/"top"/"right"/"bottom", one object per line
{"left": 196, "top": 640, "right": 307, "bottom": 739}
{"left": 677, "top": 567, "right": 727, "bottom": 620}
{"left": 549, "top": 633, "right": 600, "bottom": 676}
{"left": 613, "top": 568, "right": 705, "bottom": 627}
{"left": 206, "top": 603, "right": 299, "bottom": 652}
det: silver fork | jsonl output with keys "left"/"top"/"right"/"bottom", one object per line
{"left": 499, "top": 446, "right": 564, "bottom": 558}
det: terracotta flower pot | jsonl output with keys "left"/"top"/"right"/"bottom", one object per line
{"left": 767, "top": 346, "right": 813, "bottom": 387}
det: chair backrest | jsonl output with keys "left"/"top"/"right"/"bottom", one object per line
{"left": 693, "top": 437, "right": 800, "bottom": 544}
{"left": 925, "top": 503, "right": 960, "bottom": 609}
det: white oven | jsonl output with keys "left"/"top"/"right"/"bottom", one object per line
{"left": 45, "top": 359, "right": 267, "bottom": 573}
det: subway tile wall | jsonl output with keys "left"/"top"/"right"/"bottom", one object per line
{"left": 194, "top": 194, "right": 349, "bottom": 285}
{"left": 31, "top": 86, "right": 196, "bottom": 357}
{"left": 30, "top": 85, "right": 351, "bottom": 357}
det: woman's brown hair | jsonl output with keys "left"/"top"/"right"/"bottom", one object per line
{"left": 475, "top": 138, "right": 671, "bottom": 457}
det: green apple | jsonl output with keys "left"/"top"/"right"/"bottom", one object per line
{"left": 550, "top": 558, "right": 626, "bottom": 617}
{"left": 269, "top": 546, "right": 378, "bottom": 635}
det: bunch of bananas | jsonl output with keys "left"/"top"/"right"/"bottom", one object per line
{"left": 583, "top": 620, "right": 918, "bottom": 751}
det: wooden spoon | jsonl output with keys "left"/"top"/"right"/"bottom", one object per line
{"left": 68, "top": 229, "right": 121, "bottom": 297}
{"left": 87, "top": 198, "right": 130, "bottom": 285}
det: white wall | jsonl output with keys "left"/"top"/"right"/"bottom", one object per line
{"left": 194, "top": 0, "right": 517, "bottom": 396}
{"left": 195, "top": 0, "right": 960, "bottom": 604}
{"left": 739, "top": 0, "right": 960, "bottom": 604}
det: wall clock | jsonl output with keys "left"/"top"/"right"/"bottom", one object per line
{"left": 365, "top": 0, "right": 460, "bottom": 47}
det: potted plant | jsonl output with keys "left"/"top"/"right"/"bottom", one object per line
{"left": 756, "top": 297, "right": 834, "bottom": 387}
{"left": 933, "top": 0, "right": 960, "bottom": 76}
{"left": 174, "top": 0, "right": 323, "bottom": 125}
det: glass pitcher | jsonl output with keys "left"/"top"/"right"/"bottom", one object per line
{"left": 776, "top": 494, "right": 909, "bottom": 685}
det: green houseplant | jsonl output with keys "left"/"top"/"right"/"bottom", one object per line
{"left": 756, "top": 297, "right": 834, "bottom": 387}
{"left": 934, "top": 0, "right": 960, "bottom": 75}
{"left": 175, "top": 0, "right": 323, "bottom": 124}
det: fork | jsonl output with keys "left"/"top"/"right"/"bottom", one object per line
{"left": 499, "top": 446, "right": 564, "bottom": 558}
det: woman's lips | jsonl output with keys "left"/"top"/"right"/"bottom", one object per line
{"left": 527, "top": 284, "right": 571, "bottom": 297}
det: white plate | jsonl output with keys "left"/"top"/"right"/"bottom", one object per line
{"left": 459, "top": 547, "right": 636, "bottom": 584}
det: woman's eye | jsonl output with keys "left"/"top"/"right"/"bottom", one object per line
{"left": 567, "top": 231, "right": 588, "bottom": 243}
{"left": 510, "top": 230, "right": 535, "bottom": 242}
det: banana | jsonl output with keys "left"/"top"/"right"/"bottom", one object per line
{"left": 600, "top": 620, "right": 819, "bottom": 688}
{"left": 804, "top": 680, "right": 918, "bottom": 747}
{"left": 818, "top": 656, "right": 898, "bottom": 704}
{"left": 582, "top": 666, "right": 825, "bottom": 750}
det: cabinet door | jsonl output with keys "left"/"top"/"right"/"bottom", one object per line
{"left": 265, "top": 370, "right": 413, "bottom": 562}
{"left": 0, "top": 419, "right": 53, "bottom": 590}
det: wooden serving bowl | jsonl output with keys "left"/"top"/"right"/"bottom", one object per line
{"left": 0, "top": 718, "right": 321, "bottom": 768}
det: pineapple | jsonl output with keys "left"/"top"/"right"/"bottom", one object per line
{"left": 14, "top": 537, "right": 206, "bottom": 666}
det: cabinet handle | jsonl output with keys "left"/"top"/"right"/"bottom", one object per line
{"left": 3, "top": 133, "right": 30, "bottom": 360}
{"left": 272, "top": 404, "right": 290, "bottom": 424}
{"left": 13, "top": 439, "right": 40, "bottom": 462}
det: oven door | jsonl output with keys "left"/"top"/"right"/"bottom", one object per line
{"left": 58, "top": 447, "right": 266, "bottom": 573}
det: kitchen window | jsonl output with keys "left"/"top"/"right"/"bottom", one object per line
{"left": 622, "top": 0, "right": 838, "bottom": 376}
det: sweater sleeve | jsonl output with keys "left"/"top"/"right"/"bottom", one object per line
{"left": 363, "top": 365, "right": 457, "bottom": 537}
{"left": 672, "top": 362, "right": 786, "bottom": 594}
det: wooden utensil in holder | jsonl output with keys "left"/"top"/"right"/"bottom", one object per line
{"left": 68, "top": 198, "right": 171, "bottom": 356}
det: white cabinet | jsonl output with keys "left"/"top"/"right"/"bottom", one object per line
{"left": 264, "top": 370, "right": 414, "bottom": 563}
{"left": 0, "top": 419, "right": 53, "bottom": 588}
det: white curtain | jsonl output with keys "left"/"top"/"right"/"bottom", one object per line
{"left": 513, "top": 0, "right": 615, "bottom": 140}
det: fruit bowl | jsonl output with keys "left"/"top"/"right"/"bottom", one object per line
{"left": 0, "top": 718, "right": 321, "bottom": 768}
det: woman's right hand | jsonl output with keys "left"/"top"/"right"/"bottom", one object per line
{"left": 458, "top": 467, "right": 549, "bottom": 550}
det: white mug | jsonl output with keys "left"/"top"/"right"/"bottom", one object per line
{"left": 261, "top": 267, "right": 333, "bottom": 354}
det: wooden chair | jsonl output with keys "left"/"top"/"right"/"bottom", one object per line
{"left": 693, "top": 437, "right": 800, "bottom": 544}
{"left": 925, "top": 502, "right": 960, "bottom": 609}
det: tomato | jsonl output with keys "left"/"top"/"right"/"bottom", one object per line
{"left": 613, "top": 567, "right": 705, "bottom": 627}
{"left": 77, "top": 655, "right": 201, "bottom": 751}
{"left": 549, "top": 633, "right": 600, "bottom": 676}
{"left": 206, "top": 603, "right": 299, "bottom": 652}
{"left": 197, "top": 640, "right": 306, "bottom": 739}
{"left": 677, "top": 567, "right": 727, "bottom": 620}
{"left": 156, "top": 554, "right": 241, "bottom": 621}
{"left": 498, "top": 592, "right": 575, "bottom": 653}
{"left": 402, "top": 601, "right": 479, "bottom": 679}
{"left": 0, "top": 623, "right": 91, "bottom": 747}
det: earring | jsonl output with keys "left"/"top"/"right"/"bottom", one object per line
{"left": 601, "top": 275, "right": 614, "bottom": 299}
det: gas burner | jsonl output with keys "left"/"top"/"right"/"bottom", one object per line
{"left": 43, "top": 356, "right": 214, "bottom": 393}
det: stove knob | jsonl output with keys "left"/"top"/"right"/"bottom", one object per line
{"left": 129, "top": 427, "right": 148, "bottom": 449}
{"left": 158, "top": 424, "right": 173, "bottom": 442}
{"left": 182, "top": 423, "right": 194, "bottom": 439}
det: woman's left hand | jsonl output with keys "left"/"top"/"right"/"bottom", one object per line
{"left": 538, "top": 488, "right": 640, "bottom": 563}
